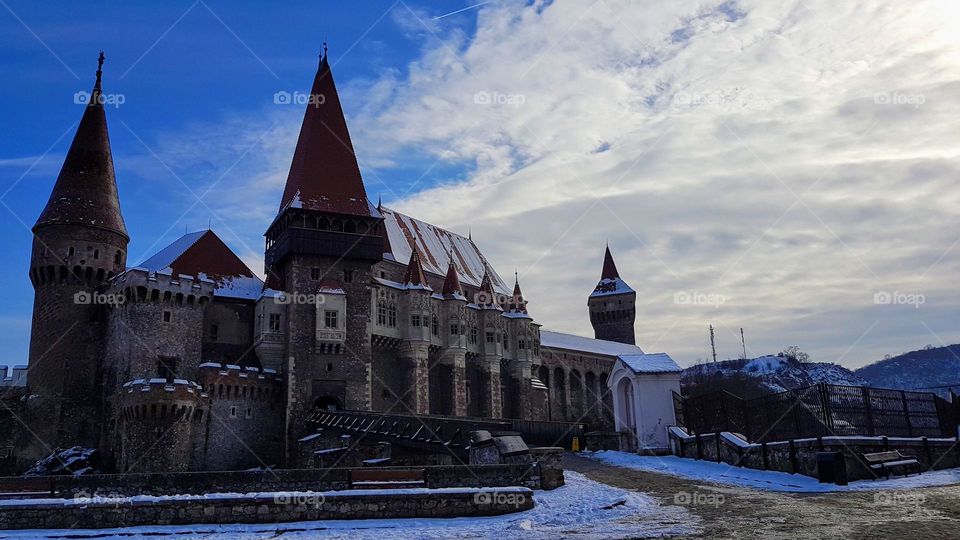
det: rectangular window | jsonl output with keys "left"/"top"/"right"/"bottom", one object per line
{"left": 388, "top": 305, "right": 397, "bottom": 327}
{"left": 310, "top": 268, "right": 321, "bottom": 280}
{"left": 411, "top": 314, "right": 421, "bottom": 327}
{"left": 344, "top": 269, "right": 354, "bottom": 283}
{"left": 269, "top": 313, "right": 281, "bottom": 332}
{"left": 469, "top": 327, "right": 477, "bottom": 344}
{"left": 518, "top": 339, "right": 525, "bottom": 350}
{"left": 324, "top": 310, "right": 338, "bottom": 329}
{"left": 450, "top": 323, "right": 459, "bottom": 336}
{"left": 209, "top": 324, "right": 219, "bottom": 341}
{"left": 377, "top": 303, "right": 387, "bottom": 326}
{"left": 162, "top": 311, "right": 171, "bottom": 323}
{"left": 245, "top": 408, "right": 253, "bottom": 419}
{"left": 486, "top": 331, "right": 495, "bottom": 344}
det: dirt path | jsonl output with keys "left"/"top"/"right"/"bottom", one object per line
{"left": 565, "top": 453, "right": 960, "bottom": 539}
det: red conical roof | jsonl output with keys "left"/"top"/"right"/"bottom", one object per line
{"left": 441, "top": 259, "right": 462, "bottom": 297}
{"left": 402, "top": 247, "right": 429, "bottom": 288}
{"left": 279, "top": 51, "right": 372, "bottom": 217}
{"left": 509, "top": 274, "right": 528, "bottom": 314}
{"left": 477, "top": 267, "right": 501, "bottom": 309}
{"left": 34, "top": 52, "right": 127, "bottom": 238}
{"left": 601, "top": 245, "right": 620, "bottom": 280}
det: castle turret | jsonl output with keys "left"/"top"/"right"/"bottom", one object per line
{"left": 398, "top": 248, "right": 431, "bottom": 414}
{"left": 588, "top": 245, "right": 636, "bottom": 345}
{"left": 263, "top": 48, "right": 383, "bottom": 460}
{"left": 24, "top": 52, "right": 129, "bottom": 464}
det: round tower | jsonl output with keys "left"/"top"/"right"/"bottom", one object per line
{"left": 23, "top": 53, "right": 129, "bottom": 464}
{"left": 588, "top": 245, "right": 636, "bottom": 345}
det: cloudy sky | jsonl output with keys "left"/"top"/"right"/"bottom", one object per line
{"left": 1, "top": 0, "right": 958, "bottom": 369}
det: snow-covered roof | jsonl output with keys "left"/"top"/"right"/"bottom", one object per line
{"left": 618, "top": 353, "right": 682, "bottom": 374}
{"left": 208, "top": 275, "right": 264, "bottom": 301}
{"left": 380, "top": 207, "right": 510, "bottom": 295}
{"left": 137, "top": 230, "right": 263, "bottom": 301}
{"left": 138, "top": 231, "right": 206, "bottom": 272}
{"left": 590, "top": 277, "right": 634, "bottom": 298}
{"left": 540, "top": 330, "right": 645, "bottom": 357}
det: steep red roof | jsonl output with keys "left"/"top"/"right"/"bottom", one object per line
{"left": 379, "top": 207, "right": 510, "bottom": 294}
{"left": 441, "top": 259, "right": 462, "bottom": 297}
{"left": 509, "top": 275, "right": 528, "bottom": 314}
{"left": 601, "top": 245, "right": 620, "bottom": 280}
{"left": 402, "top": 247, "right": 429, "bottom": 288}
{"left": 138, "top": 230, "right": 262, "bottom": 300}
{"left": 477, "top": 268, "right": 502, "bottom": 309}
{"left": 279, "top": 51, "right": 372, "bottom": 217}
{"left": 34, "top": 52, "right": 127, "bottom": 238}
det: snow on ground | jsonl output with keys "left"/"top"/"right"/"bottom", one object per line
{"left": 585, "top": 450, "right": 960, "bottom": 492}
{"left": 0, "top": 471, "right": 694, "bottom": 540}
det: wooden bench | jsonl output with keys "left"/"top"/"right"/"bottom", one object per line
{"left": 349, "top": 468, "right": 425, "bottom": 489}
{"left": 862, "top": 451, "right": 921, "bottom": 479}
{"left": 0, "top": 477, "right": 55, "bottom": 499}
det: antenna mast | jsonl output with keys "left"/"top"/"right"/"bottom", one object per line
{"left": 709, "top": 324, "right": 717, "bottom": 363}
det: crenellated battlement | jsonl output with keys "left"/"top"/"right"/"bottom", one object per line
{"left": 107, "top": 268, "right": 215, "bottom": 306}
{"left": 198, "top": 363, "right": 281, "bottom": 403}
{"left": 117, "top": 379, "right": 209, "bottom": 425}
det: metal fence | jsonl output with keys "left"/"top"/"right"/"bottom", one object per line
{"left": 674, "top": 383, "right": 958, "bottom": 442}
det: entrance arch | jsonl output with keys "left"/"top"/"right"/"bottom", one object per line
{"left": 314, "top": 395, "right": 342, "bottom": 411}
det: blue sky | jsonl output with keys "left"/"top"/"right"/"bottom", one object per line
{"left": 2, "top": 0, "right": 959, "bottom": 370}
{"left": 0, "top": 1, "right": 472, "bottom": 363}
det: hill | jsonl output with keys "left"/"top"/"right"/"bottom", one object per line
{"left": 854, "top": 344, "right": 960, "bottom": 395}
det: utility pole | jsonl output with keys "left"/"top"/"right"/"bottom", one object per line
{"left": 709, "top": 324, "right": 717, "bottom": 363}
{"left": 740, "top": 327, "right": 747, "bottom": 360}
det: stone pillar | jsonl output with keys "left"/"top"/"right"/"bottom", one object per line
{"left": 479, "top": 356, "right": 502, "bottom": 418}
{"left": 440, "top": 349, "right": 467, "bottom": 416}
{"left": 399, "top": 341, "right": 430, "bottom": 414}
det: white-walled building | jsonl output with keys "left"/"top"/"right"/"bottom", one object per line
{"left": 608, "top": 353, "right": 682, "bottom": 451}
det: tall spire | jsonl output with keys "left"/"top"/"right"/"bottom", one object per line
{"left": 441, "top": 258, "right": 463, "bottom": 298}
{"left": 278, "top": 46, "right": 372, "bottom": 216}
{"left": 402, "top": 246, "right": 430, "bottom": 289}
{"left": 601, "top": 244, "right": 620, "bottom": 280}
{"left": 509, "top": 272, "right": 528, "bottom": 314}
{"left": 34, "top": 51, "right": 127, "bottom": 238}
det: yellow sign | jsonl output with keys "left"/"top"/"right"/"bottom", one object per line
{"left": 571, "top": 436, "right": 580, "bottom": 452}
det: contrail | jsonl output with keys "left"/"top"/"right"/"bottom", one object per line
{"left": 432, "top": 1, "right": 493, "bottom": 20}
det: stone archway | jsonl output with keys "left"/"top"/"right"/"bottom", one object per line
{"left": 616, "top": 377, "right": 636, "bottom": 436}
{"left": 314, "top": 396, "right": 342, "bottom": 411}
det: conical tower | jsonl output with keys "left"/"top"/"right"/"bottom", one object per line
{"left": 588, "top": 245, "right": 636, "bottom": 344}
{"left": 262, "top": 48, "right": 383, "bottom": 452}
{"left": 24, "top": 52, "right": 130, "bottom": 466}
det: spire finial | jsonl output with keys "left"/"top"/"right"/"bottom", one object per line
{"left": 468, "top": 228, "right": 473, "bottom": 241}
{"left": 377, "top": 193, "right": 382, "bottom": 211}
{"left": 514, "top": 269, "right": 518, "bottom": 283}
{"left": 94, "top": 50, "right": 105, "bottom": 95}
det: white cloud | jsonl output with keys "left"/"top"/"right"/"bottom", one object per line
{"left": 156, "top": 0, "right": 960, "bottom": 367}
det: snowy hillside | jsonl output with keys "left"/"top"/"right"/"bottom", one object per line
{"left": 683, "top": 354, "right": 866, "bottom": 393}
{"left": 855, "top": 344, "right": 960, "bottom": 395}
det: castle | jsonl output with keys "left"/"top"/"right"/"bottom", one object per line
{"left": 3, "top": 50, "right": 677, "bottom": 474}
